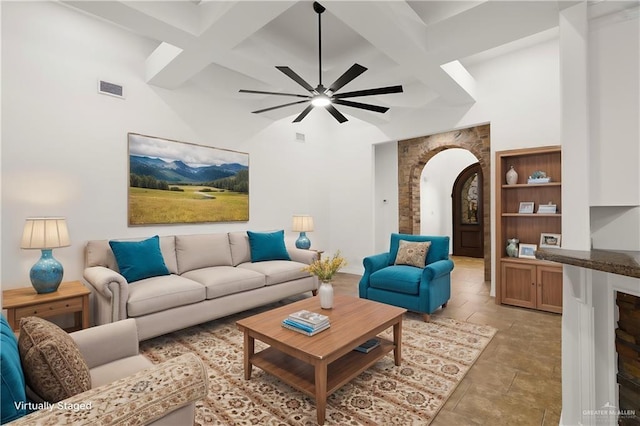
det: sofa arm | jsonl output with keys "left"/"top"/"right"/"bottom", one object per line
{"left": 83, "top": 266, "right": 129, "bottom": 323}
{"left": 422, "top": 259, "right": 455, "bottom": 281}
{"left": 8, "top": 353, "right": 207, "bottom": 426}
{"left": 363, "top": 252, "right": 390, "bottom": 274}
{"left": 71, "top": 319, "right": 139, "bottom": 369}
{"left": 359, "top": 253, "right": 391, "bottom": 298}
{"left": 287, "top": 247, "right": 318, "bottom": 265}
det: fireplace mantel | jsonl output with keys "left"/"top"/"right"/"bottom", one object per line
{"left": 536, "top": 247, "right": 640, "bottom": 425}
{"left": 536, "top": 248, "right": 640, "bottom": 279}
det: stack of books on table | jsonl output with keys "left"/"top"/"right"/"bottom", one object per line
{"left": 353, "top": 338, "right": 381, "bottom": 353}
{"left": 282, "top": 310, "right": 330, "bottom": 336}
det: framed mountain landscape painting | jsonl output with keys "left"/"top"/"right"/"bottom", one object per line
{"left": 128, "top": 133, "right": 249, "bottom": 225}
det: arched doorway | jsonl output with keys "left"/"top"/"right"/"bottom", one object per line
{"left": 397, "top": 124, "right": 491, "bottom": 281}
{"left": 452, "top": 162, "right": 483, "bottom": 258}
{"left": 419, "top": 148, "right": 479, "bottom": 252}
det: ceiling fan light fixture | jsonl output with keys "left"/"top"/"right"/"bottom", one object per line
{"left": 311, "top": 94, "right": 331, "bottom": 107}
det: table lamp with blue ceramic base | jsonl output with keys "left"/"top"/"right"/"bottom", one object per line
{"left": 292, "top": 215, "right": 314, "bottom": 250}
{"left": 21, "top": 217, "right": 71, "bottom": 294}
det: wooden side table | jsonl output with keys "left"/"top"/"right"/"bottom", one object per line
{"left": 3, "top": 281, "right": 90, "bottom": 333}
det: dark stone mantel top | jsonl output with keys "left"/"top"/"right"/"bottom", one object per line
{"left": 536, "top": 248, "right": 640, "bottom": 279}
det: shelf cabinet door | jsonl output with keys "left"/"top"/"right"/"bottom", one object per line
{"left": 536, "top": 265, "right": 563, "bottom": 313}
{"left": 501, "top": 262, "right": 536, "bottom": 309}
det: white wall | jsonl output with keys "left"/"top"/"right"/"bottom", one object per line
{"left": 587, "top": 9, "right": 640, "bottom": 251}
{"left": 373, "top": 141, "right": 398, "bottom": 254}
{"left": 420, "top": 148, "right": 478, "bottom": 252}
{"left": 589, "top": 12, "right": 640, "bottom": 208}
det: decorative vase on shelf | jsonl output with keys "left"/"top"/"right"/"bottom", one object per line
{"left": 506, "top": 238, "right": 519, "bottom": 257}
{"left": 506, "top": 165, "right": 518, "bottom": 185}
{"left": 318, "top": 281, "right": 334, "bottom": 309}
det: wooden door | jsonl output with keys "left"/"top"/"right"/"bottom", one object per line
{"left": 537, "top": 265, "right": 563, "bottom": 313}
{"left": 501, "top": 261, "right": 537, "bottom": 309}
{"left": 452, "top": 163, "right": 483, "bottom": 258}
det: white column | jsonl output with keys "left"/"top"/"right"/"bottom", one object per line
{"left": 559, "top": 2, "right": 593, "bottom": 425}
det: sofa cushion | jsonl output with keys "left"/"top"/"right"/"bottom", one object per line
{"left": 394, "top": 240, "right": 431, "bottom": 268}
{"left": 1, "top": 315, "right": 27, "bottom": 423}
{"left": 86, "top": 236, "right": 178, "bottom": 274}
{"left": 388, "top": 234, "right": 450, "bottom": 266}
{"left": 175, "top": 234, "right": 233, "bottom": 274}
{"left": 238, "top": 260, "right": 309, "bottom": 286}
{"left": 18, "top": 317, "right": 91, "bottom": 403}
{"left": 247, "top": 230, "right": 291, "bottom": 262}
{"left": 127, "top": 275, "right": 206, "bottom": 317}
{"left": 109, "top": 235, "right": 170, "bottom": 283}
{"left": 229, "top": 231, "right": 251, "bottom": 266}
{"left": 369, "top": 265, "right": 422, "bottom": 295}
{"left": 181, "top": 266, "right": 265, "bottom": 299}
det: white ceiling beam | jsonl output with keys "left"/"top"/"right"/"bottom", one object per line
{"left": 425, "top": 1, "right": 564, "bottom": 63}
{"left": 145, "top": 1, "right": 297, "bottom": 89}
{"left": 326, "top": 1, "right": 476, "bottom": 106}
{"left": 61, "top": 1, "right": 196, "bottom": 48}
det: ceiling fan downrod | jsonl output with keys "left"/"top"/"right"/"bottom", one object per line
{"left": 314, "top": 2, "right": 326, "bottom": 90}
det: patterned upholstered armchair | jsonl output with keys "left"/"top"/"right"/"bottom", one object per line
{"left": 359, "top": 234, "right": 454, "bottom": 321}
{"left": 1, "top": 316, "right": 207, "bottom": 425}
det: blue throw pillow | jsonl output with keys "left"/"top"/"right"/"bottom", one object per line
{"left": 1, "top": 315, "right": 27, "bottom": 423}
{"left": 109, "top": 235, "right": 170, "bottom": 283}
{"left": 247, "top": 230, "right": 291, "bottom": 262}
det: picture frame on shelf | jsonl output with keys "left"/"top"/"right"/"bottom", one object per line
{"left": 540, "top": 233, "right": 561, "bottom": 248}
{"left": 518, "top": 243, "right": 537, "bottom": 259}
{"left": 537, "top": 203, "right": 557, "bottom": 214}
{"left": 518, "top": 202, "right": 535, "bottom": 214}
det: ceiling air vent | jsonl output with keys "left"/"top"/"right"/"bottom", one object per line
{"left": 98, "top": 80, "right": 124, "bottom": 99}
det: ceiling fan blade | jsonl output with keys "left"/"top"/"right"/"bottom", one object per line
{"left": 327, "top": 63, "right": 367, "bottom": 94}
{"left": 325, "top": 104, "right": 348, "bottom": 123}
{"left": 292, "top": 104, "right": 315, "bottom": 123}
{"left": 252, "top": 100, "right": 310, "bottom": 114}
{"left": 333, "top": 85, "right": 404, "bottom": 99}
{"left": 333, "top": 99, "right": 389, "bottom": 113}
{"left": 239, "top": 89, "right": 310, "bottom": 99}
{"left": 276, "top": 66, "right": 315, "bottom": 93}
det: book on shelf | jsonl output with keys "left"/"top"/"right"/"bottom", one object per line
{"left": 287, "top": 310, "right": 329, "bottom": 328}
{"left": 353, "top": 338, "right": 380, "bottom": 353}
{"left": 282, "top": 319, "right": 330, "bottom": 336}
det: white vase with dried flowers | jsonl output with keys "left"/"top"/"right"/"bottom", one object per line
{"left": 302, "top": 251, "right": 347, "bottom": 309}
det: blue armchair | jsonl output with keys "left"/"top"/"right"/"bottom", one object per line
{"left": 359, "top": 234, "right": 454, "bottom": 321}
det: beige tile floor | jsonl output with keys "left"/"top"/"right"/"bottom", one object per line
{"left": 332, "top": 255, "right": 562, "bottom": 425}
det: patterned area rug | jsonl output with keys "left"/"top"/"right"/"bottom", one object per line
{"left": 140, "top": 308, "right": 496, "bottom": 425}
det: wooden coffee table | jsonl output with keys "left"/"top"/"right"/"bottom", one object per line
{"left": 236, "top": 294, "right": 406, "bottom": 424}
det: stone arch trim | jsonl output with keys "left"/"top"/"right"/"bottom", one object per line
{"left": 398, "top": 124, "right": 491, "bottom": 281}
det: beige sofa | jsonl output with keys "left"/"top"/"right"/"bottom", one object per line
{"left": 8, "top": 319, "right": 207, "bottom": 425}
{"left": 83, "top": 231, "right": 318, "bottom": 340}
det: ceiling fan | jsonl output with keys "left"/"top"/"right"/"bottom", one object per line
{"left": 239, "top": 2, "right": 403, "bottom": 124}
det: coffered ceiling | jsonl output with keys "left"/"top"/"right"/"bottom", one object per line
{"left": 60, "top": 1, "right": 634, "bottom": 125}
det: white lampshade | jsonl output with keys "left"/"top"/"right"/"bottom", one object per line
{"left": 21, "top": 217, "right": 71, "bottom": 249}
{"left": 292, "top": 215, "right": 314, "bottom": 232}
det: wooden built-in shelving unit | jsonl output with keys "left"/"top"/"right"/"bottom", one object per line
{"left": 495, "top": 146, "right": 563, "bottom": 314}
